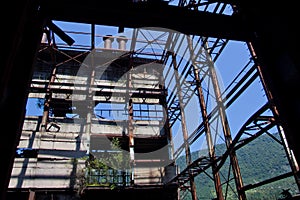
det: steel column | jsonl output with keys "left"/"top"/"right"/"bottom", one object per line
{"left": 247, "top": 42, "right": 300, "bottom": 191}
{"left": 204, "top": 42, "right": 246, "bottom": 199}
{"left": 187, "top": 37, "right": 225, "bottom": 200}
{"left": 172, "top": 53, "right": 198, "bottom": 200}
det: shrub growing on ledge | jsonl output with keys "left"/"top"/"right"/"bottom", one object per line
{"left": 76, "top": 137, "right": 131, "bottom": 195}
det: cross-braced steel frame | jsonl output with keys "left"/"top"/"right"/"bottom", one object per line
{"left": 4, "top": 0, "right": 300, "bottom": 199}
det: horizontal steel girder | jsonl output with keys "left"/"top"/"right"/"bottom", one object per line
{"left": 39, "top": 0, "right": 255, "bottom": 41}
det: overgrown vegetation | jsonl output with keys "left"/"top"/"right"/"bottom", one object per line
{"left": 74, "top": 134, "right": 298, "bottom": 199}
{"left": 75, "top": 137, "right": 131, "bottom": 195}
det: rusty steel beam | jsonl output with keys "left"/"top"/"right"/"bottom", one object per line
{"left": 40, "top": 42, "right": 57, "bottom": 131}
{"left": 242, "top": 172, "right": 294, "bottom": 192}
{"left": 204, "top": 42, "right": 246, "bottom": 199}
{"left": 231, "top": 0, "right": 300, "bottom": 178}
{"left": 171, "top": 53, "right": 198, "bottom": 200}
{"left": 3, "top": 1, "right": 300, "bottom": 200}
{"left": 247, "top": 42, "right": 300, "bottom": 190}
{"left": 187, "top": 37, "right": 224, "bottom": 200}
{"left": 39, "top": 0, "right": 254, "bottom": 41}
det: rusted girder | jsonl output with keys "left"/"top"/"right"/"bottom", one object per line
{"left": 39, "top": 0, "right": 255, "bottom": 41}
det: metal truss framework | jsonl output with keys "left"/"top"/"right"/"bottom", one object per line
{"left": 4, "top": 0, "right": 300, "bottom": 200}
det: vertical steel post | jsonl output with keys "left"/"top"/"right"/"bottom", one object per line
{"left": 187, "top": 37, "right": 224, "bottom": 200}
{"left": 127, "top": 56, "right": 135, "bottom": 185}
{"left": 247, "top": 42, "right": 300, "bottom": 190}
{"left": 204, "top": 42, "right": 246, "bottom": 200}
{"left": 40, "top": 34, "right": 56, "bottom": 131}
{"left": 172, "top": 53, "right": 197, "bottom": 200}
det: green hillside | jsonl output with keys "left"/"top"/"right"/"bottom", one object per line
{"left": 175, "top": 133, "right": 299, "bottom": 200}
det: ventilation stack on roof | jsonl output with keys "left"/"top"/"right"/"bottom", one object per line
{"left": 103, "top": 35, "right": 114, "bottom": 49}
{"left": 117, "top": 36, "right": 128, "bottom": 50}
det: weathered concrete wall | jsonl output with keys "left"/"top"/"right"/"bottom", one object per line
{"left": 9, "top": 116, "right": 172, "bottom": 189}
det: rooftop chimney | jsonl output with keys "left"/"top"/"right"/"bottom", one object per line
{"left": 117, "top": 36, "right": 128, "bottom": 50}
{"left": 103, "top": 35, "right": 114, "bottom": 49}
